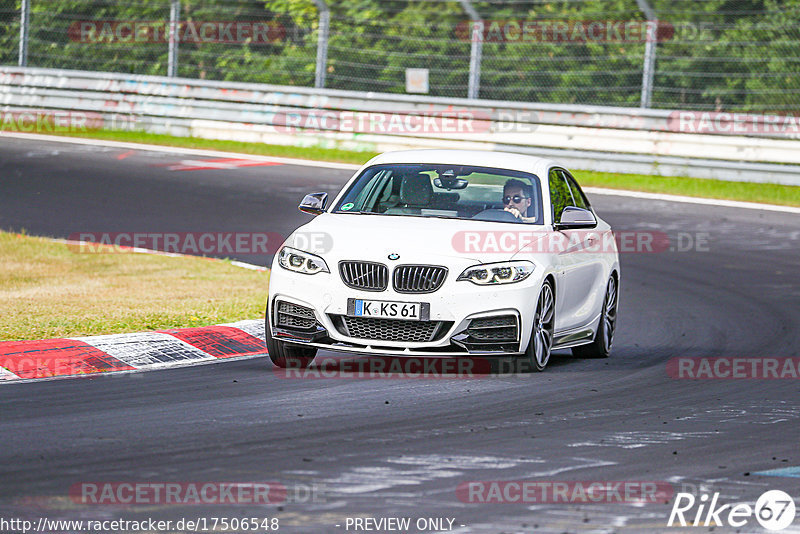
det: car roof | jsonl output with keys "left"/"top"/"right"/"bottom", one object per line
{"left": 363, "top": 149, "right": 557, "bottom": 174}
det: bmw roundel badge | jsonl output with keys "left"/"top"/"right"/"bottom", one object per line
{"left": 388, "top": 253, "right": 400, "bottom": 260}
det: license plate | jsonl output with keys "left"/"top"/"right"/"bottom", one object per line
{"left": 347, "top": 299, "right": 430, "bottom": 321}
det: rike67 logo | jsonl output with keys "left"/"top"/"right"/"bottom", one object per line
{"left": 668, "top": 489, "right": 796, "bottom": 530}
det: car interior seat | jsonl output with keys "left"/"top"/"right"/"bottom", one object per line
{"left": 383, "top": 173, "right": 433, "bottom": 215}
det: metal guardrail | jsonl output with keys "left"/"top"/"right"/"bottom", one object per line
{"left": 1, "top": 67, "right": 799, "bottom": 185}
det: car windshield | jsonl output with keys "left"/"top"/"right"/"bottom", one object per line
{"left": 331, "top": 164, "right": 543, "bottom": 224}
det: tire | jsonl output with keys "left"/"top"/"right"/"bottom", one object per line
{"left": 572, "top": 275, "right": 618, "bottom": 359}
{"left": 522, "top": 280, "right": 555, "bottom": 372}
{"left": 264, "top": 312, "right": 317, "bottom": 369}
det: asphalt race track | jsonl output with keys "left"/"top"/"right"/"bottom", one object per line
{"left": 1, "top": 136, "right": 799, "bottom": 533}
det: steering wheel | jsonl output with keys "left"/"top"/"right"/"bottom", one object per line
{"left": 471, "top": 208, "right": 524, "bottom": 223}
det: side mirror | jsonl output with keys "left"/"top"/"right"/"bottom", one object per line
{"left": 555, "top": 206, "right": 596, "bottom": 230}
{"left": 298, "top": 192, "right": 328, "bottom": 215}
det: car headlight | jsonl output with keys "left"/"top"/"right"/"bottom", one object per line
{"left": 457, "top": 261, "right": 535, "bottom": 285}
{"left": 278, "top": 246, "right": 330, "bottom": 275}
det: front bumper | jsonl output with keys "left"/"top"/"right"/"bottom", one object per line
{"left": 267, "top": 264, "right": 543, "bottom": 357}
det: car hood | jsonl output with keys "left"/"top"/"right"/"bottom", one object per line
{"left": 283, "top": 213, "right": 548, "bottom": 266}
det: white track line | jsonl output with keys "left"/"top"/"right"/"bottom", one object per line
{"left": 230, "top": 260, "right": 268, "bottom": 271}
{"left": 3, "top": 131, "right": 797, "bottom": 213}
{"left": 0, "top": 131, "right": 361, "bottom": 170}
{"left": 52, "top": 238, "right": 268, "bottom": 272}
{"left": 0, "top": 367, "right": 21, "bottom": 380}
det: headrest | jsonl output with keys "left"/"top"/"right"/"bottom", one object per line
{"left": 399, "top": 173, "right": 433, "bottom": 206}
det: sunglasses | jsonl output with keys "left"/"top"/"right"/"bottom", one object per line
{"left": 503, "top": 194, "right": 529, "bottom": 205}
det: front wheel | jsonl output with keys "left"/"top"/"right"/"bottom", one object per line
{"left": 264, "top": 313, "right": 317, "bottom": 368}
{"left": 572, "top": 275, "right": 618, "bottom": 359}
{"left": 522, "top": 280, "right": 555, "bottom": 372}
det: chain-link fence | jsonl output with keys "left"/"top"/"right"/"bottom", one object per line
{"left": 0, "top": 2, "right": 21, "bottom": 67}
{"left": 2, "top": 0, "right": 799, "bottom": 112}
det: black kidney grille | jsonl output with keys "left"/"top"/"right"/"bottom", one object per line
{"left": 339, "top": 261, "right": 389, "bottom": 291}
{"left": 393, "top": 265, "right": 447, "bottom": 293}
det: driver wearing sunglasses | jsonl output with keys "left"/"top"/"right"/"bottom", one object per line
{"left": 502, "top": 178, "right": 536, "bottom": 222}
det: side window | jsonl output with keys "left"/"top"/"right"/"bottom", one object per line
{"left": 548, "top": 168, "right": 571, "bottom": 223}
{"left": 559, "top": 170, "right": 591, "bottom": 210}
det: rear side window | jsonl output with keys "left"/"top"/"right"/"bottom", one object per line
{"left": 548, "top": 168, "right": 572, "bottom": 223}
{"left": 559, "top": 169, "right": 591, "bottom": 210}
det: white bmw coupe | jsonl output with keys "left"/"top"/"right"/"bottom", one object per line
{"left": 266, "top": 150, "right": 619, "bottom": 372}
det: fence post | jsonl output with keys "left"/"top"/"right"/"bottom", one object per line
{"left": 313, "top": 0, "right": 329, "bottom": 89}
{"left": 167, "top": 0, "right": 180, "bottom": 77}
{"left": 636, "top": 0, "right": 657, "bottom": 108}
{"left": 19, "top": 0, "right": 30, "bottom": 67}
{"left": 459, "top": 0, "right": 482, "bottom": 99}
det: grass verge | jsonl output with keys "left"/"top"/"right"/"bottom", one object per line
{"left": 575, "top": 170, "right": 799, "bottom": 207}
{"left": 12, "top": 128, "right": 799, "bottom": 207}
{"left": 0, "top": 231, "right": 268, "bottom": 341}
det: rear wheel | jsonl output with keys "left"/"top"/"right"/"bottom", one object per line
{"left": 264, "top": 313, "right": 317, "bottom": 368}
{"left": 572, "top": 275, "right": 618, "bottom": 359}
{"left": 522, "top": 280, "right": 555, "bottom": 372}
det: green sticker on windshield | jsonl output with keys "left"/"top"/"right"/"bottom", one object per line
{"left": 341, "top": 203, "right": 354, "bottom": 211}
